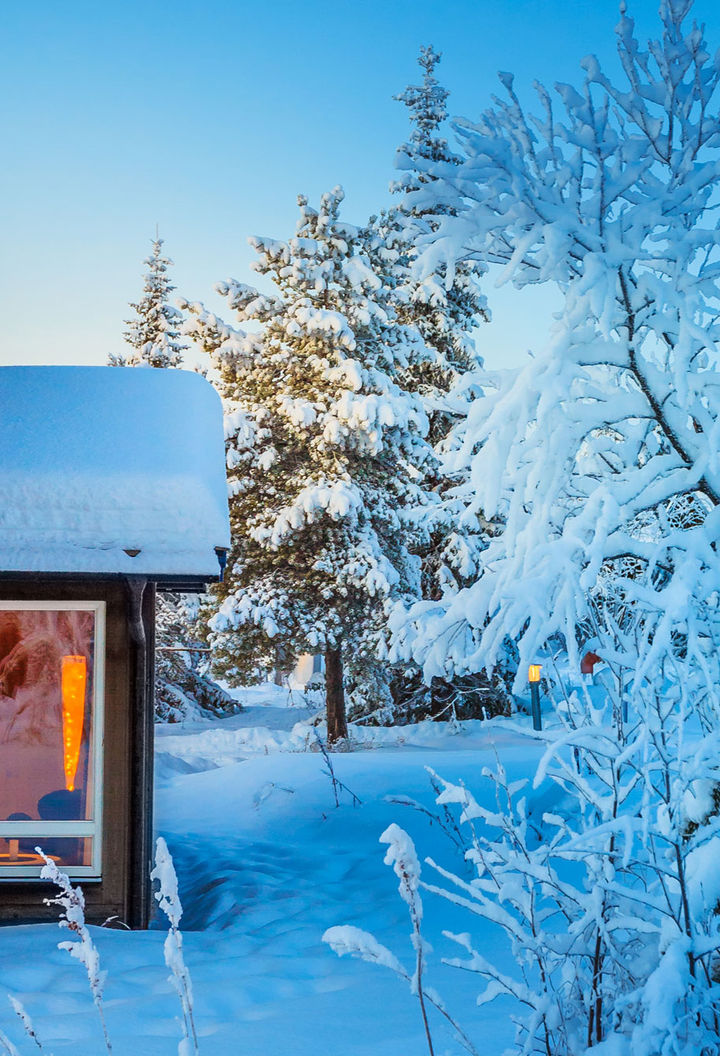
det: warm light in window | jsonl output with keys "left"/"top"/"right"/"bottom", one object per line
{"left": 528, "top": 664, "right": 542, "bottom": 683}
{"left": 61, "top": 655, "right": 86, "bottom": 792}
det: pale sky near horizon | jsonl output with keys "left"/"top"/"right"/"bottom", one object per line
{"left": 2, "top": 0, "right": 718, "bottom": 374}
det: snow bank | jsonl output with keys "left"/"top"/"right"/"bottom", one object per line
{"left": 0, "top": 367, "right": 230, "bottom": 577}
{"left": 0, "top": 689, "right": 546, "bottom": 1055}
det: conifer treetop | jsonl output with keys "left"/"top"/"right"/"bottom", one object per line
{"left": 394, "top": 46, "right": 456, "bottom": 167}
{"left": 112, "top": 237, "right": 187, "bottom": 369}
{"left": 365, "top": 44, "right": 490, "bottom": 616}
{"left": 377, "top": 46, "right": 486, "bottom": 409}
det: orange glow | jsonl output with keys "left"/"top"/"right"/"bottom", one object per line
{"left": 61, "top": 655, "right": 87, "bottom": 792}
{"left": 528, "top": 664, "right": 542, "bottom": 683}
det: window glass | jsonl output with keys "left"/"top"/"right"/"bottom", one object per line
{"left": 0, "top": 607, "right": 98, "bottom": 871}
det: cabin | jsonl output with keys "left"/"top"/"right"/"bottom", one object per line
{"left": 0, "top": 366, "right": 230, "bottom": 927}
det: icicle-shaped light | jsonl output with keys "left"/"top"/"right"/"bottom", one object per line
{"left": 61, "top": 655, "right": 86, "bottom": 792}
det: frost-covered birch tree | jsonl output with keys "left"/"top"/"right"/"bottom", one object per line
{"left": 111, "top": 237, "right": 187, "bottom": 368}
{"left": 183, "top": 188, "right": 433, "bottom": 742}
{"left": 382, "top": 2, "right": 720, "bottom": 1050}
{"left": 394, "top": 0, "right": 720, "bottom": 694}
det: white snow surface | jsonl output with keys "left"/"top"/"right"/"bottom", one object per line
{"left": 0, "top": 683, "right": 548, "bottom": 1056}
{"left": 0, "top": 367, "right": 230, "bottom": 577}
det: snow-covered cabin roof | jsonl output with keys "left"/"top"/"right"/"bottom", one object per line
{"left": 0, "top": 366, "right": 230, "bottom": 581}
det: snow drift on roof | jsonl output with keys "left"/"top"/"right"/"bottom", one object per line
{"left": 0, "top": 366, "right": 231, "bottom": 578}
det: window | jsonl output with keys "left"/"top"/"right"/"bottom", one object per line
{"left": 0, "top": 602, "right": 105, "bottom": 879}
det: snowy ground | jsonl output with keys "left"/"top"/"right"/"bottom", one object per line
{"left": 0, "top": 684, "right": 554, "bottom": 1056}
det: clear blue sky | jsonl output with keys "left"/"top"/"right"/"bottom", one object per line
{"left": 2, "top": 0, "right": 718, "bottom": 371}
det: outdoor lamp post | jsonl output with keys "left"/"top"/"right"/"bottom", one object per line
{"left": 528, "top": 664, "right": 542, "bottom": 731}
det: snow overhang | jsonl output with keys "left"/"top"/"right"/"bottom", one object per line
{"left": 0, "top": 366, "right": 231, "bottom": 579}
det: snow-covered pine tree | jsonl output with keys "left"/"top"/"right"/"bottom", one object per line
{"left": 112, "top": 236, "right": 233, "bottom": 721}
{"left": 390, "top": 45, "right": 486, "bottom": 422}
{"left": 365, "top": 48, "right": 507, "bottom": 720}
{"left": 154, "top": 594, "right": 237, "bottom": 722}
{"left": 110, "top": 237, "right": 187, "bottom": 368}
{"left": 182, "top": 187, "right": 434, "bottom": 742}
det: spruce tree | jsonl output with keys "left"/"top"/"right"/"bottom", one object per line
{"left": 111, "top": 237, "right": 187, "bottom": 368}
{"left": 369, "top": 49, "right": 507, "bottom": 719}
{"left": 183, "top": 188, "right": 433, "bottom": 741}
{"left": 112, "top": 235, "right": 233, "bottom": 720}
{"left": 380, "top": 46, "right": 487, "bottom": 442}
{"left": 154, "top": 595, "right": 236, "bottom": 721}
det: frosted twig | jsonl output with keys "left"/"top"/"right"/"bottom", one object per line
{"left": 38, "top": 851, "right": 112, "bottom": 1055}
{"left": 385, "top": 771, "right": 466, "bottom": 855}
{"left": 151, "top": 837, "right": 199, "bottom": 1056}
{"left": 315, "top": 733, "right": 361, "bottom": 807}
{"left": 0, "top": 1026, "right": 20, "bottom": 1056}
{"left": 8, "top": 998, "right": 43, "bottom": 1051}
{"left": 324, "top": 824, "right": 480, "bottom": 1056}
{"left": 323, "top": 923, "right": 481, "bottom": 1056}
{"left": 380, "top": 823, "right": 434, "bottom": 1055}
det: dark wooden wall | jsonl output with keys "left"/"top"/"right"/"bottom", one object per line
{"left": 0, "top": 577, "right": 155, "bottom": 928}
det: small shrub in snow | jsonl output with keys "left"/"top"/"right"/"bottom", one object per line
{"left": 1, "top": 843, "right": 199, "bottom": 1055}
{"left": 329, "top": 641, "right": 720, "bottom": 1055}
{"left": 380, "top": 824, "right": 435, "bottom": 1055}
{"left": 386, "top": 666, "right": 512, "bottom": 726}
{"left": 422, "top": 676, "right": 720, "bottom": 1055}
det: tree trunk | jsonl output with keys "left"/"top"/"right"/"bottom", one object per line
{"left": 429, "top": 676, "right": 444, "bottom": 719}
{"left": 325, "top": 646, "right": 348, "bottom": 744}
{"left": 273, "top": 645, "right": 288, "bottom": 686}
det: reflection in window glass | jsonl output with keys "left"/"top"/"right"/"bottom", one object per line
{"left": 2, "top": 837, "right": 94, "bottom": 870}
{"left": 0, "top": 608, "right": 97, "bottom": 870}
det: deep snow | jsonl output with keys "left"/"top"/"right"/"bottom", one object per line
{"left": 0, "top": 367, "right": 230, "bottom": 576}
{"left": 0, "top": 684, "right": 550, "bottom": 1056}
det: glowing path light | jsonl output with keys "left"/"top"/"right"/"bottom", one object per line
{"left": 61, "top": 655, "right": 87, "bottom": 792}
{"left": 528, "top": 664, "right": 542, "bottom": 732}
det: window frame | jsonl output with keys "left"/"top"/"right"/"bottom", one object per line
{"left": 0, "top": 600, "right": 106, "bottom": 881}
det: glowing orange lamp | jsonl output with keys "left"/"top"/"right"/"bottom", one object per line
{"left": 528, "top": 664, "right": 542, "bottom": 731}
{"left": 61, "top": 655, "right": 87, "bottom": 792}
